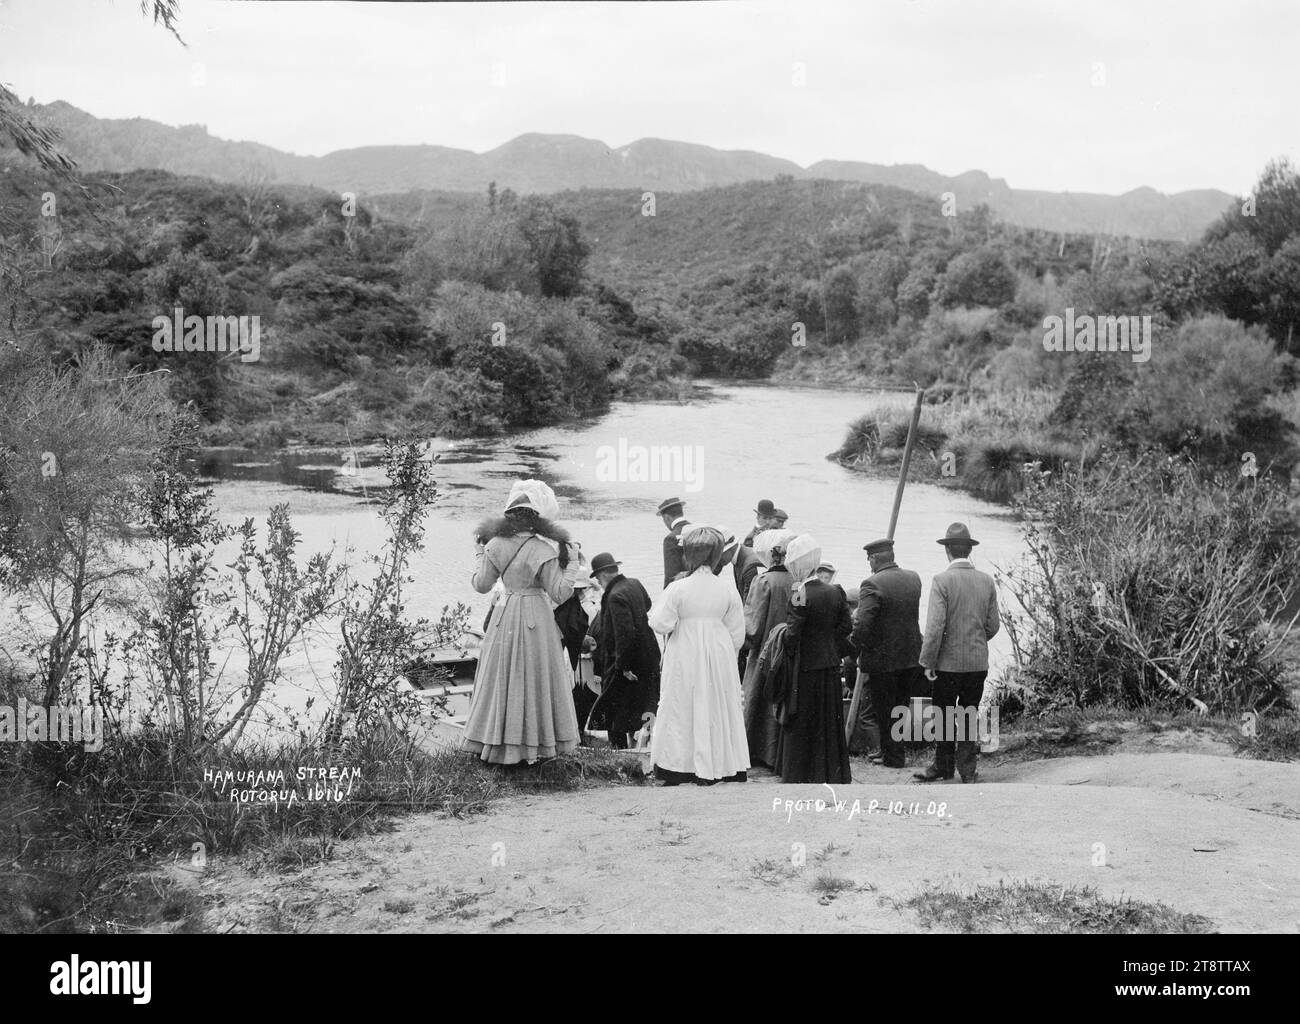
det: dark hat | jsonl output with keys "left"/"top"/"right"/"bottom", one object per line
{"left": 864, "top": 538, "right": 894, "bottom": 555}
{"left": 755, "top": 499, "right": 776, "bottom": 516}
{"left": 817, "top": 562, "right": 836, "bottom": 574}
{"left": 656, "top": 497, "right": 684, "bottom": 516}
{"left": 589, "top": 552, "right": 621, "bottom": 576}
{"left": 937, "top": 522, "right": 979, "bottom": 547}
{"left": 770, "top": 507, "right": 789, "bottom": 523}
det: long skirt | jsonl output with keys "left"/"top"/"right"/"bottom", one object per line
{"left": 776, "top": 667, "right": 852, "bottom": 784}
{"left": 651, "top": 620, "right": 750, "bottom": 781}
{"left": 462, "top": 590, "right": 580, "bottom": 764}
{"left": 741, "top": 647, "right": 780, "bottom": 768}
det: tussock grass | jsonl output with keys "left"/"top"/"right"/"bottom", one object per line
{"left": 900, "top": 880, "right": 1216, "bottom": 934}
{"left": 811, "top": 871, "right": 864, "bottom": 896}
{"left": 750, "top": 857, "right": 800, "bottom": 886}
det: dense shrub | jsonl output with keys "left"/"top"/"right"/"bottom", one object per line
{"left": 935, "top": 246, "right": 1017, "bottom": 309}
{"left": 1051, "top": 315, "right": 1296, "bottom": 469}
{"left": 410, "top": 367, "right": 504, "bottom": 437}
{"left": 1001, "top": 452, "right": 1299, "bottom": 714}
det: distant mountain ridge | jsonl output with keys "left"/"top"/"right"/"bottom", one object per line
{"left": 5, "top": 100, "right": 1232, "bottom": 241}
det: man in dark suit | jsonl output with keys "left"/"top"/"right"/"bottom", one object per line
{"left": 657, "top": 497, "right": 690, "bottom": 589}
{"left": 917, "top": 523, "right": 1000, "bottom": 784}
{"left": 851, "top": 539, "right": 923, "bottom": 769}
{"left": 731, "top": 539, "right": 763, "bottom": 601}
{"left": 589, "top": 552, "right": 661, "bottom": 749}
{"left": 744, "top": 499, "right": 779, "bottom": 548}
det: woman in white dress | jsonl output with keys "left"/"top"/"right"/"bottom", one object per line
{"left": 648, "top": 525, "right": 750, "bottom": 786}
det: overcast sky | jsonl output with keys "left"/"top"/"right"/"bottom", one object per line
{"left": 2, "top": 0, "right": 1296, "bottom": 195}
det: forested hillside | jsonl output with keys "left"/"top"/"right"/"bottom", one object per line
{"left": 3, "top": 155, "right": 1299, "bottom": 453}
{"left": 0, "top": 168, "right": 686, "bottom": 443}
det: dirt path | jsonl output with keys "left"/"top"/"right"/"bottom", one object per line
{"left": 192, "top": 751, "right": 1300, "bottom": 933}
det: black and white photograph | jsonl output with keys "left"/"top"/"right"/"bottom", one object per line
{"left": 0, "top": 0, "right": 1295, "bottom": 977}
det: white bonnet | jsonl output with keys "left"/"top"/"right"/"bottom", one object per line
{"left": 752, "top": 528, "right": 797, "bottom": 567}
{"left": 503, "top": 479, "right": 560, "bottom": 520}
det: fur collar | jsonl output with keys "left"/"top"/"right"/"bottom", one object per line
{"left": 475, "top": 515, "right": 572, "bottom": 567}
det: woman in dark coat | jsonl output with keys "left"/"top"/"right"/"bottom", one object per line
{"left": 740, "top": 538, "right": 793, "bottom": 768}
{"left": 588, "top": 553, "right": 661, "bottom": 748}
{"left": 775, "top": 535, "right": 853, "bottom": 784}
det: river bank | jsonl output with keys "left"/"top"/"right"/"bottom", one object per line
{"left": 7, "top": 661, "right": 1298, "bottom": 934}
{"left": 165, "top": 718, "right": 1300, "bottom": 934}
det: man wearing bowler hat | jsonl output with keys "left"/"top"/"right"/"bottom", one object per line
{"left": 916, "top": 523, "right": 1000, "bottom": 783}
{"left": 657, "top": 497, "right": 691, "bottom": 589}
{"left": 851, "top": 539, "right": 923, "bottom": 769}
{"left": 588, "top": 552, "right": 660, "bottom": 749}
{"left": 744, "top": 499, "right": 789, "bottom": 547}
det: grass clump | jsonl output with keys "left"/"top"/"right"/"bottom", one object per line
{"left": 901, "top": 880, "right": 1215, "bottom": 934}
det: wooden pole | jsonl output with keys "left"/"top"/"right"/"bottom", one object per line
{"left": 847, "top": 383, "right": 924, "bottom": 745}
{"left": 887, "top": 385, "right": 924, "bottom": 541}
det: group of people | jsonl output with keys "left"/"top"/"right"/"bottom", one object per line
{"left": 460, "top": 480, "right": 1000, "bottom": 788}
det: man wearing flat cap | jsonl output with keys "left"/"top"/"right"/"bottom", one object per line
{"left": 851, "top": 539, "right": 923, "bottom": 769}
{"left": 657, "top": 497, "right": 690, "bottom": 589}
{"left": 589, "top": 552, "right": 660, "bottom": 749}
{"left": 916, "top": 523, "right": 1000, "bottom": 783}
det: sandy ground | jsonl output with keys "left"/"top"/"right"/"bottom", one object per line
{"left": 187, "top": 748, "right": 1300, "bottom": 934}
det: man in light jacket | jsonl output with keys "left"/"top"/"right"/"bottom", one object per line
{"left": 916, "top": 523, "right": 1000, "bottom": 784}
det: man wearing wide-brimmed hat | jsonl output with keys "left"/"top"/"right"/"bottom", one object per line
{"left": 916, "top": 523, "right": 1000, "bottom": 784}
{"left": 588, "top": 552, "right": 660, "bottom": 749}
{"left": 657, "top": 497, "right": 690, "bottom": 589}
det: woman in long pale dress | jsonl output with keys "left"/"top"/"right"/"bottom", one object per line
{"left": 740, "top": 532, "right": 795, "bottom": 768}
{"left": 462, "top": 483, "right": 581, "bottom": 766}
{"left": 648, "top": 526, "right": 750, "bottom": 785}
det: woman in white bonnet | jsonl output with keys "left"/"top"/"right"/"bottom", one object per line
{"left": 463, "top": 479, "right": 581, "bottom": 766}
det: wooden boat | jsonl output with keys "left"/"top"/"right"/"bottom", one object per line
{"left": 406, "top": 627, "right": 482, "bottom": 685}
{"left": 402, "top": 643, "right": 613, "bottom": 751}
